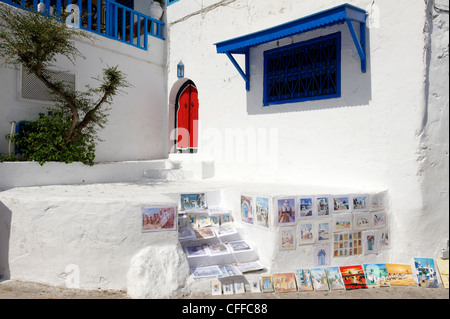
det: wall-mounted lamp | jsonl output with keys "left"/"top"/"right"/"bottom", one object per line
{"left": 177, "top": 61, "right": 184, "bottom": 78}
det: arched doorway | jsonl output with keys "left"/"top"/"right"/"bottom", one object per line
{"left": 174, "top": 80, "right": 198, "bottom": 153}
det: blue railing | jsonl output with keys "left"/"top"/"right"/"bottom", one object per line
{"left": 0, "top": 0, "right": 165, "bottom": 50}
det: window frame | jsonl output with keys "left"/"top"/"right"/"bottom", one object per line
{"left": 263, "top": 32, "right": 342, "bottom": 106}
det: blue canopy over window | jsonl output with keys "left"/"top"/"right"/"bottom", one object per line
{"left": 214, "top": 3, "right": 367, "bottom": 91}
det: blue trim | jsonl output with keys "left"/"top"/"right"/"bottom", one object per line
{"left": 167, "top": 0, "right": 179, "bottom": 6}
{"left": 214, "top": 3, "right": 366, "bottom": 90}
{"left": 0, "top": 0, "right": 165, "bottom": 50}
{"left": 263, "top": 32, "right": 341, "bottom": 106}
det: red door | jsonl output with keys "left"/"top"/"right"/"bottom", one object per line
{"left": 176, "top": 83, "right": 198, "bottom": 153}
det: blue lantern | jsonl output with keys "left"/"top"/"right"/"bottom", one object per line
{"left": 177, "top": 61, "right": 184, "bottom": 78}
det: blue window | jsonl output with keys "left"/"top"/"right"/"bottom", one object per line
{"left": 167, "top": 0, "right": 179, "bottom": 6}
{"left": 263, "top": 32, "right": 341, "bottom": 106}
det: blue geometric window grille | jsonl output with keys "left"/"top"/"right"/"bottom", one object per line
{"left": 263, "top": 32, "right": 341, "bottom": 106}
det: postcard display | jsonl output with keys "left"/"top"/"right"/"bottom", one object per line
{"left": 174, "top": 192, "right": 448, "bottom": 295}
{"left": 177, "top": 193, "right": 264, "bottom": 295}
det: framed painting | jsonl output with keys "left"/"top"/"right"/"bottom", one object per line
{"left": 363, "top": 264, "right": 390, "bottom": 287}
{"left": 141, "top": 206, "right": 177, "bottom": 232}
{"left": 294, "top": 269, "right": 314, "bottom": 291}
{"left": 414, "top": 258, "right": 439, "bottom": 288}
{"left": 354, "top": 212, "right": 372, "bottom": 230}
{"left": 255, "top": 197, "right": 270, "bottom": 228}
{"left": 385, "top": 264, "right": 416, "bottom": 286}
{"left": 211, "top": 281, "right": 222, "bottom": 296}
{"left": 191, "top": 265, "right": 222, "bottom": 279}
{"left": 180, "top": 193, "right": 207, "bottom": 211}
{"left": 298, "top": 221, "right": 315, "bottom": 245}
{"left": 234, "top": 281, "right": 246, "bottom": 294}
{"left": 228, "top": 240, "right": 252, "bottom": 252}
{"left": 313, "top": 245, "right": 331, "bottom": 267}
{"left": 370, "top": 191, "right": 387, "bottom": 211}
{"left": 339, "top": 265, "right": 368, "bottom": 290}
{"left": 316, "top": 195, "right": 330, "bottom": 218}
{"left": 261, "top": 275, "right": 274, "bottom": 293}
{"left": 185, "top": 245, "right": 210, "bottom": 258}
{"left": 332, "top": 195, "right": 351, "bottom": 214}
{"left": 279, "top": 227, "right": 296, "bottom": 250}
{"left": 310, "top": 268, "right": 329, "bottom": 291}
{"left": 332, "top": 213, "right": 353, "bottom": 232}
{"left": 316, "top": 220, "right": 331, "bottom": 243}
{"left": 362, "top": 230, "right": 379, "bottom": 255}
{"left": 273, "top": 273, "right": 297, "bottom": 293}
{"left": 241, "top": 195, "right": 254, "bottom": 224}
{"left": 372, "top": 211, "right": 388, "bottom": 228}
{"left": 326, "top": 266, "right": 345, "bottom": 290}
{"left": 351, "top": 194, "right": 369, "bottom": 212}
{"left": 298, "top": 196, "right": 315, "bottom": 219}
{"left": 378, "top": 228, "right": 391, "bottom": 250}
{"left": 209, "top": 243, "right": 231, "bottom": 256}
{"left": 276, "top": 198, "right": 296, "bottom": 226}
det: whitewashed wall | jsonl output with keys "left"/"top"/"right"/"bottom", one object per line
{"left": 166, "top": 0, "right": 449, "bottom": 259}
{"left": 0, "top": 3, "right": 167, "bottom": 162}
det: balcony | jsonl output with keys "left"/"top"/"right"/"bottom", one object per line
{"left": 0, "top": 0, "right": 165, "bottom": 50}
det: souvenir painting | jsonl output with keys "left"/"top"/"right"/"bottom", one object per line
{"left": 261, "top": 275, "right": 274, "bottom": 293}
{"left": 385, "top": 264, "right": 416, "bottom": 286}
{"left": 185, "top": 245, "right": 210, "bottom": 258}
{"left": 277, "top": 198, "right": 296, "bottom": 226}
{"left": 178, "top": 227, "right": 196, "bottom": 241}
{"left": 213, "top": 224, "right": 237, "bottom": 237}
{"left": 435, "top": 259, "right": 449, "bottom": 288}
{"left": 298, "top": 221, "right": 315, "bottom": 245}
{"left": 223, "top": 282, "right": 234, "bottom": 295}
{"left": 414, "top": 258, "right": 439, "bottom": 288}
{"left": 363, "top": 264, "right": 390, "bottom": 287}
{"left": 316, "top": 195, "right": 330, "bottom": 217}
{"left": 332, "top": 195, "right": 351, "bottom": 213}
{"left": 255, "top": 197, "right": 270, "bottom": 228}
{"left": 339, "top": 265, "right": 368, "bottom": 290}
{"left": 370, "top": 191, "right": 386, "bottom": 211}
{"left": 372, "top": 211, "right": 388, "bottom": 228}
{"left": 362, "top": 230, "right": 378, "bottom": 255}
{"left": 299, "top": 196, "right": 315, "bottom": 219}
{"left": 141, "top": 206, "right": 177, "bottom": 232}
{"left": 279, "top": 227, "right": 296, "bottom": 250}
{"left": 378, "top": 228, "right": 391, "bottom": 250}
{"left": 209, "top": 243, "right": 231, "bottom": 256}
{"left": 250, "top": 279, "right": 261, "bottom": 293}
{"left": 310, "top": 268, "right": 329, "bottom": 291}
{"left": 180, "top": 193, "right": 207, "bottom": 211}
{"left": 333, "top": 231, "right": 363, "bottom": 257}
{"left": 294, "top": 269, "right": 314, "bottom": 291}
{"left": 209, "top": 214, "right": 220, "bottom": 226}
{"left": 351, "top": 194, "right": 369, "bottom": 212}
{"left": 211, "top": 281, "right": 222, "bottom": 296}
{"left": 332, "top": 213, "right": 353, "bottom": 232}
{"left": 326, "top": 266, "right": 345, "bottom": 290}
{"left": 273, "top": 273, "right": 297, "bottom": 293}
{"left": 217, "top": 265, "right": 242, "bottom": 278}
{"left": 316, "top": 220, "right": 331, "bottom": 243}
{"left": 193, "top": 227, "right": 215, "bottom": 239}
{"left": 221, "top": 213, "right": 233, "bottom": 224}
{"left": 191, "top": 265, "right": 222, "bottom": 279}
{"left": 234, "top": 281, "right": 246, "bottom": 294}
{"left": 228, "top": 240, "right": 252, "bottom": 252}
{"left": 235, "top": 261, "right": 263, "bottom": 274}
{"left": 313, "top": 245, "right": 331, "bottom": 267}
{"left": 241, "top": 195, "right": 254, "bottom": 224}
{"left": 354, "top": 212, "right": 372, "bottom": 230}
{"left": 195, "top": 214, "right": 212, "bottom": 228}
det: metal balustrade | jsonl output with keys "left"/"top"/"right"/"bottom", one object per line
{"left": 0, "top": 0, "right": 165, "bottom": 50}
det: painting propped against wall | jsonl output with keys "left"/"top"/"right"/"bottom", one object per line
{"left": 141, "top": 206, "right": 177, "bottom": 232}
{"left": 339, "top": 265, "right": 368, "bottom": 290}
{"left": 180, "top": 193, "right": 207, "bottom": 211}
{"left": 241, "top": 195, "right": 254, "bottom": 225}
{"left": 255, "top": 197, "right": 270, "bottom": 228}
{"left": 385, "top": 264, "right": 416, "bottom": 286}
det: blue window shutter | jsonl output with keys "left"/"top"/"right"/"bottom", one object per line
{"left": 263, "top": 32, "right": 341, "bottom": 106}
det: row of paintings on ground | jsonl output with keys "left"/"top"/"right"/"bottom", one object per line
{"left": 209, "top": 258, "right": 449, "bottom": 295}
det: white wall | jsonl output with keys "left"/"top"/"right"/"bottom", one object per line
{"left": 0, "top": 3, "right": 167, "bottom": 162}
{"left": 166, "top": 0, "right": 449, "bottom": 259}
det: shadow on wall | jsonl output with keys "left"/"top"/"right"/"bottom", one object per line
{"left": 247, "top": 28, "right": 372, "bottom": 115}
{"left": 0, "top": 201, "right": 11, "bottom": 281}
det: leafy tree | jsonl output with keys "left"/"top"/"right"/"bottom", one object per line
{"left": 0, "top": 4, "right": 130, "bottom": 165}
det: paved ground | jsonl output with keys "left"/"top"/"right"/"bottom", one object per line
{"left": 0, "top": 279, "right": 448, "bottom": 299}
